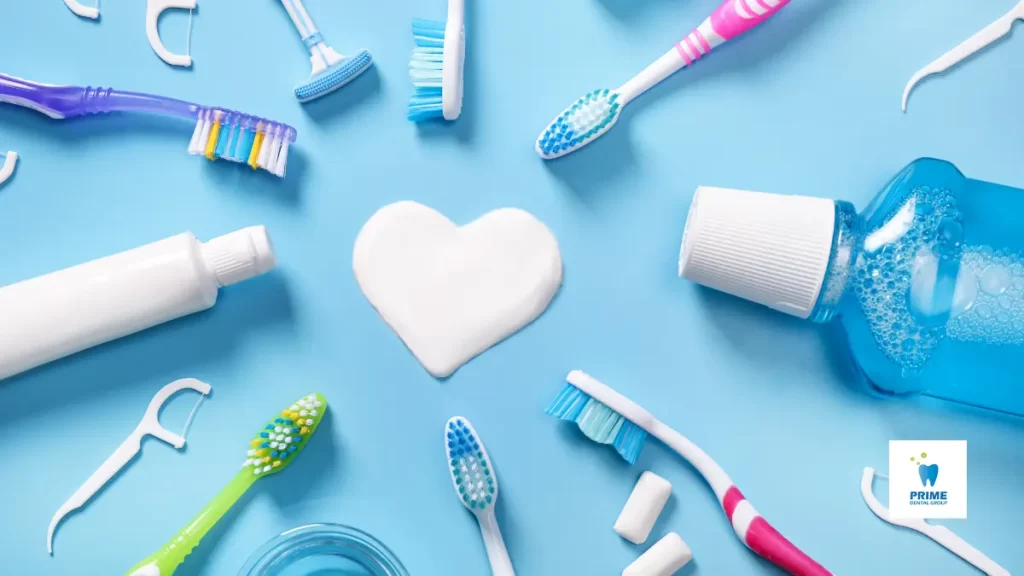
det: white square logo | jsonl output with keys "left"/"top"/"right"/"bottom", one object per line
{"left": 888, "top": 440, "right": 967, "bottom": 519}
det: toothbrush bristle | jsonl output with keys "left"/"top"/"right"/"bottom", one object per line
{"left": 445, "top": 417, "right": 497, "bottom": 512}
{"left": 407, "top": 19, "right": 446, "bottom": 122}
{"left": 536, "top": 89, "right": 622, "bottom": 160}
{"left": 189, "top": 109, "right": 295, "bottom": 178}
{"left": 242, "top": 393, "right": 327, "bottom": 477}
{"left": 546, "top": 382, "right": 647, "bottom": 465}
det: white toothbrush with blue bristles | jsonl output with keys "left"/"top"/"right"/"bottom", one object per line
{"left": 445, "top": 416, "right": 515, "bottom": 576}
{"left": 536, "top": 0, "right": 791, "bottom": 160}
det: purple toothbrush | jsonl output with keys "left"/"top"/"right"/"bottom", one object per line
{"left": 0, "top": 73, "right": 297, "bottom": 177}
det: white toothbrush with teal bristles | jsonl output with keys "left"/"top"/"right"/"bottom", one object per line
{"left": 408, "top": 0, "right": 466, "bottom": 122}
{"left": 536, "top": 0, "right": 791, "bottom": 160}
{"left": 125, "top": 393, "right": 328, "bottom": 576}
{"left": 445, "top": 416, "right": 515, "bottom": 576}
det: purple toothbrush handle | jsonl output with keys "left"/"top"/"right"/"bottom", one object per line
{"left": 0, "top": 73, "right": 198, "bottom": 120}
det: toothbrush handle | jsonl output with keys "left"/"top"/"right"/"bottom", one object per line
{"left": 653, "top": 424, "right": 830, "bottom": 576}
{"left": 479, "top": 512, "right": 515, "bottom": 576}
{"left": 125, "top": 471, "right": 255, "bottom": 576}
{"left": 676, "top": 0, "right": 792, "bottom": 66}
{"left": 0, "top": 73, "right": 199, "bottom": 120}
{"left": 706, "top": 0, "right": 791, "bottom": 42}
{"left": 618, "top": 0, "right": 790, "bottom": 104}
{"left": 448, "top": 0, "right": 465, "bottom": 27}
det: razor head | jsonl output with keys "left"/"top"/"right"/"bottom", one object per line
{"left": 297, "top": 49, "right": 374, "bottom": 103}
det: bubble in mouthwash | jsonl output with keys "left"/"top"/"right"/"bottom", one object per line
{"left": 908, "top": 254, "right": 976, "bottom": 327}
{"left": 854, "top": 187, "right": 962, "bottom": 370}
{"left": 855, "top": 186, "right": 1024, "bottom": 365}
{"left": 947, "top": 247, "right": 1024, "bottom": 345}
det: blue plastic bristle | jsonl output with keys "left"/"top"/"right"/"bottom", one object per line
{"left": 227, "top": 124, "right": 242, "bottom": 160}
{"left": 407, "top": 18, "right": 446, "bottom": 122}
{"left": 412, "top": 18, "right": 445, "bottom": 48}
{"left": 240, "top": 128, "right": 256, "bottom": 161}
{"left": 536, "top": 89, "right": 623, "bottom": 160}
{"left": 546, "top": 382, "right": 648, "bottom": 465}
{"left": 214, "top": 121, "right": 231, "bottom": 159}
{"left": 446, "top": 417, "right": 496, "bottom": 512}
{"left": 296, "top": 49, "right": 374, "bottom": 103}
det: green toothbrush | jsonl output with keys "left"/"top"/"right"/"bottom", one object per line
{"left": 126, "top": 393, "right": 328, "bottom": 576}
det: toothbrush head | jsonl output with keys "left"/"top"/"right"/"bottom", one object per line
{"left": 546, "top": 371, "right": 650, "bottom": 465}
{"left": 188, "top": 108, "right": 297, "bottom": 178}
{"left": 536, "top": 89, "right": 623, "bottom": 160}
{"left": 243, "top": 393, "right": 327, "bottom": 477}
{"left": 445, "top": 417, "right": 498, "bottom": 514}
{"left": 407, "top": 18, "right": 465, "bottom": 122}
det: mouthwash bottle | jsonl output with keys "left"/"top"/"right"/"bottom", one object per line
{"left": 679, "top": 158, "right": 1024, "bottom": 417}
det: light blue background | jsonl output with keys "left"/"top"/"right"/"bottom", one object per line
{"left": 2, "top": 0, "right": 1023, "bottom": 574}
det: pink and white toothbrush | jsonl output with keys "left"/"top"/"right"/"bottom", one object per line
{"left": 537, "top": 0, "right": 791, "bottom": 160}
{"left": 548, "top": 371, "right": 831, "bottom": 576}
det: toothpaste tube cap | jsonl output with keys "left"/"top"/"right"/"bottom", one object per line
{"left": 202, "top": 225, "right": 277, "bottom": 287}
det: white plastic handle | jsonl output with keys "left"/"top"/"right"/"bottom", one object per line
{"left": 478, "top": 511, "right": 515, "bottom": 576}
{"left": 279, "top": 0, "right": 310, "bottom": 40}
{"left": 289, "top": 0, "right": 319, "bottom": 37}
{"left": 924, "top": 525, "right": 1010, "bottom": 576}
{"left": 46, "top": 435, "right": 142, "bottom": 553}
{"left": 448, "top": 0, "right": 465, "bottom": 25}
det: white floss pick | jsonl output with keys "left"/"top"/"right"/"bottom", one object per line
{"left": 623, "top": 533, "right": 693, "bottom": 576}
{"left": 0, "top": 151, "right": 17, "bottom": 186}
{"left": 46, "top": 378, "right": 212, "bottom": 554}
{"left": 64, "top": 0, "right": 99, "bottom": 19}
{"left": 147, "top": 0, "right": 197, "bottom": 67}
{"left": 615, "top": 471, "right": 673, "bottom": 544}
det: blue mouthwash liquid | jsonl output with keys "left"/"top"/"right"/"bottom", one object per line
{"left": 680, "top": 158, "right": 1024, "bottom": 417}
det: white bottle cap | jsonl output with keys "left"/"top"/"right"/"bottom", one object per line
{"left": 623, "top": 532, "right": 693, "bottom": 576}
{"left": 678, "top": 186, "right": 836, "bottom": 319}
{"left": 615, "top": 471, "right": 673, "bottom": 545}
{"left": 202, "top": 226, "right": 277, "bottom": 287}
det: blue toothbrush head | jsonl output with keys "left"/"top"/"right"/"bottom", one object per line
{"left": 296, "top": 49, "right": 374, "bottom": 103}
{"left": 536, "top": 89, "right": 623, "bottom": 160}
{"left": 445, "top": 417, "right": 498, "bottom": 514}
{"left": 546, "top": 381, "right": 647, "bottom": 465}
{"left": 407, "top": 18, "right": 464, "bottom": 122}
{"left": 407, "top": 19, "right": 445, "bottom": 122}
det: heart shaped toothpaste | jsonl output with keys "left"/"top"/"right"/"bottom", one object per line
{"left": 353, "top": 201, "right": 563, "bottom": 377}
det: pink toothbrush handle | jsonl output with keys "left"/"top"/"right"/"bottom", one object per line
{"left": 675, "top": 0, "right": 790, "bottom": 65}
{"left": 710, "top": 0, "right": 791, "bottom": 40}
{"left": 723, "top": 487, "right": 832, "bottom": 576}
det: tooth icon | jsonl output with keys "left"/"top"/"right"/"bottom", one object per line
{"left": 919, "top": 464, "right": 939, "bottom": 487}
